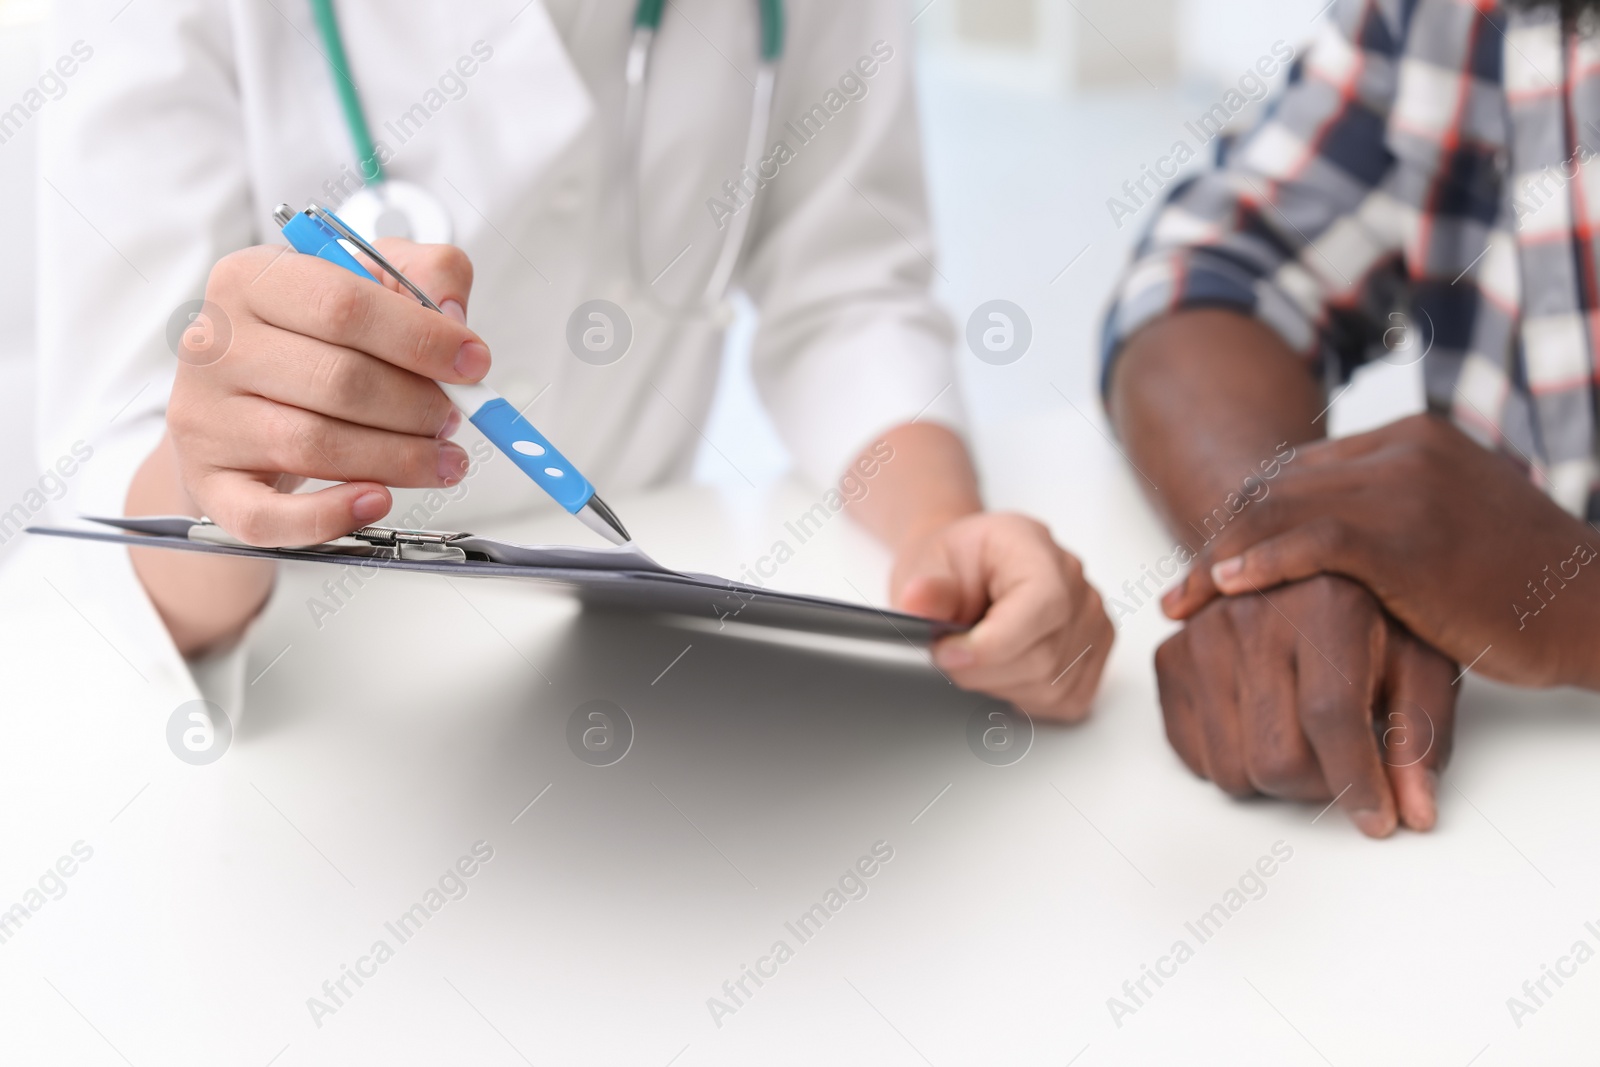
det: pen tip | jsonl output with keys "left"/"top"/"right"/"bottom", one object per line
{"left": 577, "top": 496, "right": 631, "bottom": 547}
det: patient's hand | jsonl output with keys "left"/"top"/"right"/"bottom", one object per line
{"left": 1155, "top": 574, "right": 1457, "bottom": 837}
{"left": 892, "top": 512, "right": 1114, "bottom": 723}
{"left": 1164, "top": 415, "right": 1600, "bottom": 691}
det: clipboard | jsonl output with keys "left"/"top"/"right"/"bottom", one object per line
{"left": 27, "top": 517, "right": 965, "bottom": 644}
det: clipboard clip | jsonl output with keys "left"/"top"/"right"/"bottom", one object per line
{"left": 187, "top": 520, "right": 472, "bottom": 562}
{"left": 339, "top": 526, "right": 471, "bottom": 562}
{"left": 67, "top": 515, "right": 672, "bottom": 572}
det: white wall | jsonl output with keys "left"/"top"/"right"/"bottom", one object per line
{"left": 913, "top": 0, "right": 1331, "bottom": 93}
{"left": 1178, "top": 0, "right": 1330, "bottom": 85}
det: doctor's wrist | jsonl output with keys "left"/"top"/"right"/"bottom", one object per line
{"left": 846, "top": 422, "right": 982, "bottom": 553}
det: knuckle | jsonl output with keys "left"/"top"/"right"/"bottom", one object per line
{"left": 1042, "top": 589, "right": 1075, "bottom": 632}
{"left": 1310, "top": 515, "right": 1352, "bottom": 555}
{"left": 317, "top": 283, "right": 368, "bottom": 338}
{"left": 433, "top": 244, "right": 474, "bottom": 289}
{"left": 1303, "top": 571, "right": 1372, "bottom": 615}
{"left": 1245, "top": 747, "right": 1313, "bottom": 796}
{"left": 165, "top": 397, "right": 202, "bottom": 439}
{"left": 297, "top": 416, "right": 335, "bottom": 465}
{"left": 1251, "top": 494, "right": 1284, "bottom": 528}
{"left": 1057, "top": 550, "right": 1086, "bottom": 584}
{"left": 222, "top": 319, "right": 268, "bottom": 366}
{"left": 1083, "top": 585, "right": 1108, "bottom": 628}
{"left": 1189, "top": 598, "right": 1233, "bottom": 629}
{"left": 1022, "top": 644, "right": 1064, "bottom": 683}
{"left": 997, "top": 511, "right": 1050, "bottom": 540}
{"left": 313, "top": 349, "right": 366, "bottom": 411}
{"left": 1096, "top": 613, "right": 1117, "bottom": 653}
{"left": 1222, "top": 593, "right": 1266, "bottom": 628}
{"left": 207, "top": 247, "right": 259, "bottom": 295}
{"left": 259, "top": 428, "right": 296, "bottom": 473}
{"left": 1391, "top": 441, "right": 1434, "bottom": 482}
{"left": 1298, "top": 698, "right": 1354, "bottom": 740}
{"left": 1203, "top": 751, "right": 1255, "bottom": 798}
{"left": 1048, "top": 693, "right": 1094, "bottom": 724}
{"left": 228, "top": 498, "right": 276, "bottom": 547}
{"left": 266, "top": 436, "right": 306, "bottom": 475}
{"left": 281, "top": 417, "right": 334, "bottom": 474}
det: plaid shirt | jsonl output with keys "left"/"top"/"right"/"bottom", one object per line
{"left": 1103, "top": 0, "right": 1600, "bottom": 522}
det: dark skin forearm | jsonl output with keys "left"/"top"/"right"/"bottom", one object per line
{"left": 1113, "top": 310, "right": 1455, "bottom": 837}
{"left": 1118, "top": 310, "right": 1600, "bottom": 692}
{"left": 1108, "top": 309, "right": 1325, "bottom": 542}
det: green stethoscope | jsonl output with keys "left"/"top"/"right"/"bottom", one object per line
{"left": 310, "top": 0, "right": 784, "bottom": 320}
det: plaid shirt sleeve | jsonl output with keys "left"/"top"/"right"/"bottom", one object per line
{"left": 1101, "top": 0, "right": 1417, "bottom": 397}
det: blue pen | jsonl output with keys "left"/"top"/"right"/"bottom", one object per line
{"left": 272, "top": 202, "right": 631, "bottom": 546}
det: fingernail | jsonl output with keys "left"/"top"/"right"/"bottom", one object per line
{"left": 438, "top": 443, "right": 469, "bottom": 485}
{"left": 1211, "top": 557, "right": 1244, "bottom": 586}
{"left": 1351, "top": 808, "right": 1396, "bottom": 838}
{"left": 441, "top": 299, "right": 467, "bottom": 324}
{"left": 454, "top": 340, "right": 491, "bottom": 381}
{"left": 353, "top": 491, "right": 388, "bottom": 524}
{"left": 435, "top": 407, "right": 462, "bottom": 440}
{"left": 936, "top": 641, "right": 976, "bottom": 670}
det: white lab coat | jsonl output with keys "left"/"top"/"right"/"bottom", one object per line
{"left": 32, "top": 0, "right": 965, "bottom": 696}
{"left": 38, "top": 0, "right": 965, "bottom": 521}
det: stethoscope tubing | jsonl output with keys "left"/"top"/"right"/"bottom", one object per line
{"left": 309, "top": 0, "right": 785, "bottom": 318}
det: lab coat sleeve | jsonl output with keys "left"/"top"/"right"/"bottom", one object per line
{"left": 735, "top": 3, "right": 967, "bottom": 492}
{"left": 36, "top": 0, "right": 257, "bottom": 713}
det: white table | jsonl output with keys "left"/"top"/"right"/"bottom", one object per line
{"left": 2, "top": 408, "right": 1597, "bottom": 1067}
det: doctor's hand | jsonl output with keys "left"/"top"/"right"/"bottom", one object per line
{"left": 891, "top": 513, "right": 1115, "bottom": 723}
{"left": 847, "top": 424, "right": 1113, "bottom": 722}
{"left": 162, "top": 238, "right": 485, "bottom": 546}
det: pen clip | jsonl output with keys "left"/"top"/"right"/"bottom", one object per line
{"left": 301, "top": 202, "right": 443, "bottom": 314}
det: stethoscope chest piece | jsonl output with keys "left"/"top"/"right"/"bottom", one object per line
{"left": 336, "top": 180, "right": 453, "bottom": 245}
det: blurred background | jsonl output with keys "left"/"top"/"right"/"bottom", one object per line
{"left": 0, "top": 0, "right": 1415, "bottom": 529}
